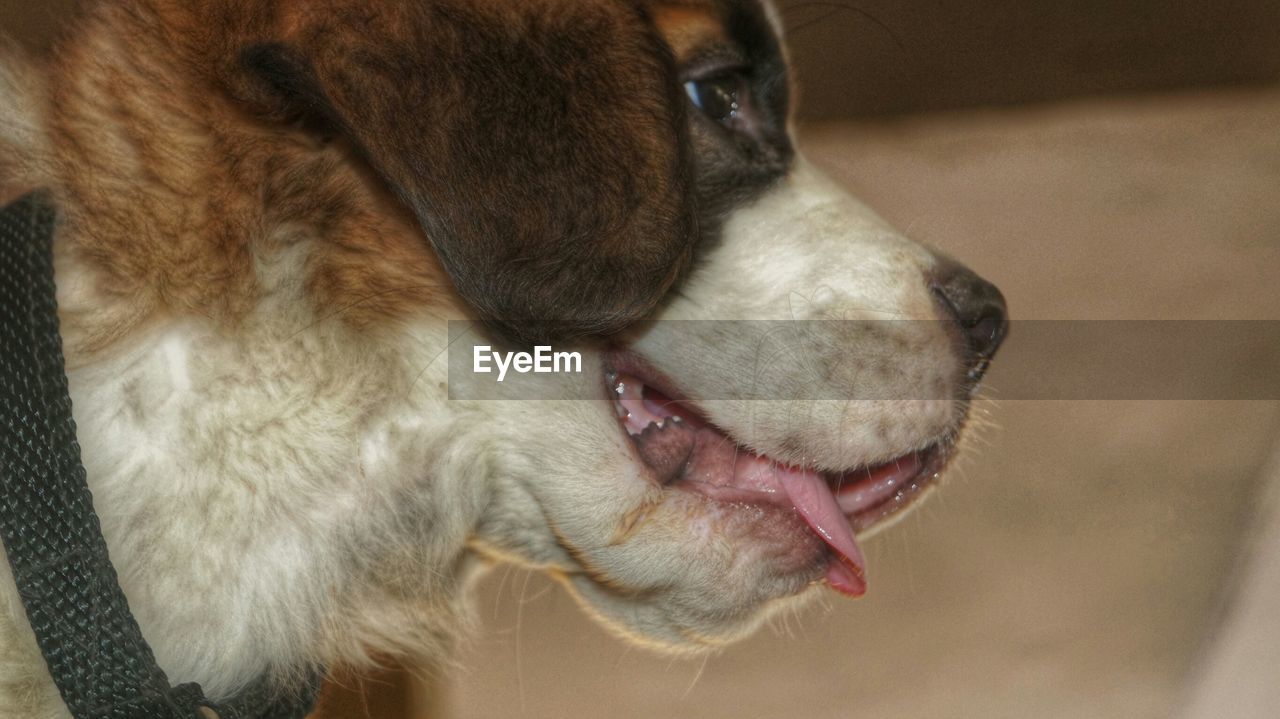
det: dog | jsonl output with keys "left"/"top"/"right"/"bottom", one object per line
{"left": 0, "top": 0, "right": 1007, "bottom": 715}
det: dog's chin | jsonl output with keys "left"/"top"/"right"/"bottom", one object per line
{"left": 527, "top": 357, "right": 962, "bottom": 654}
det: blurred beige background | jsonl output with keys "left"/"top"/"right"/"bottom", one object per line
{"left": 5, "top": 2, "right": 1279, "bottom": 718}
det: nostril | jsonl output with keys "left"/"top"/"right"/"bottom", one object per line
{"left": 929, "top": 263, "right": 1009, "bottom": 367}
{"left": 964, "top": 299, "right": 1008, "bottom": 359}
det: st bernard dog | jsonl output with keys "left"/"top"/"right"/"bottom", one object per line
{"left": 0, "top": 0, "right": 1007, "bottom": 715}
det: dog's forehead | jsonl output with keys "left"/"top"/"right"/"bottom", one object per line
{"left": 646, "top": 0, "right": 783, "bottom": 64}
{"left": 649, "top": 2, "right": 730, "bottom": 58}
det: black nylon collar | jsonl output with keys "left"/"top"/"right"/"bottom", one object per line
{"left": 0, "top": 192, "right": 320, "bottom": 719}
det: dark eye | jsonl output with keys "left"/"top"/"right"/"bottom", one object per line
{"left": 683, "top": 74, "right": 744, "bottom": 123}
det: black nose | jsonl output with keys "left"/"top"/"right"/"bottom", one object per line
{"left": 930, "top": 261, "right": 1008, "bottom": 370}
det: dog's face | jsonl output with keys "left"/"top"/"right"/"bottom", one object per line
{"left": 365, "top": 0, "right": 1004, "bottom": 650}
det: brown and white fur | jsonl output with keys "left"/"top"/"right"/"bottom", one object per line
{"left": 0, "top": 0, "right": 1005, "bottom": 715}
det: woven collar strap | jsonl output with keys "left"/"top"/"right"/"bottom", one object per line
{"left": 0, "top": 193, "right": 319, "bottom": 719}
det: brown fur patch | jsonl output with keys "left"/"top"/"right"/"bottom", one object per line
{"left": 651, "top": 2, "right": 730, "bottom": 61}
{"left": 39, "top": 1, "right": 462, "bottom": 352}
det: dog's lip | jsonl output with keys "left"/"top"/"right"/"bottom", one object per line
{"left": 601, "top": 351, "right": 954, "bottom": 597}
{"left": 839, "top": 442, "right": 950, "bottom": 533}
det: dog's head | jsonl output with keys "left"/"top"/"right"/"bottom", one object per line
{"left": 422, "top": 1, "right": 1002, "bottom": 650}
{"left": 119, "top": 0, "right": 1007, "bottom": 658}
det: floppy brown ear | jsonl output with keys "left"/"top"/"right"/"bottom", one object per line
{"left": 227, "top": 0, "right": 693, "bottom": 344}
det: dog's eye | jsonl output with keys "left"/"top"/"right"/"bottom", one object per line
{"left": 683, "top": 74, "right": 745, "bottom": 124}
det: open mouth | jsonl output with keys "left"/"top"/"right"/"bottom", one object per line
{"left": 606, "top": 359, "right": 953, "bottom": 599}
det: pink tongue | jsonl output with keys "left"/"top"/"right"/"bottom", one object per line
{"left": 776, "top": 466, "right": 868, "bottom": 597}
